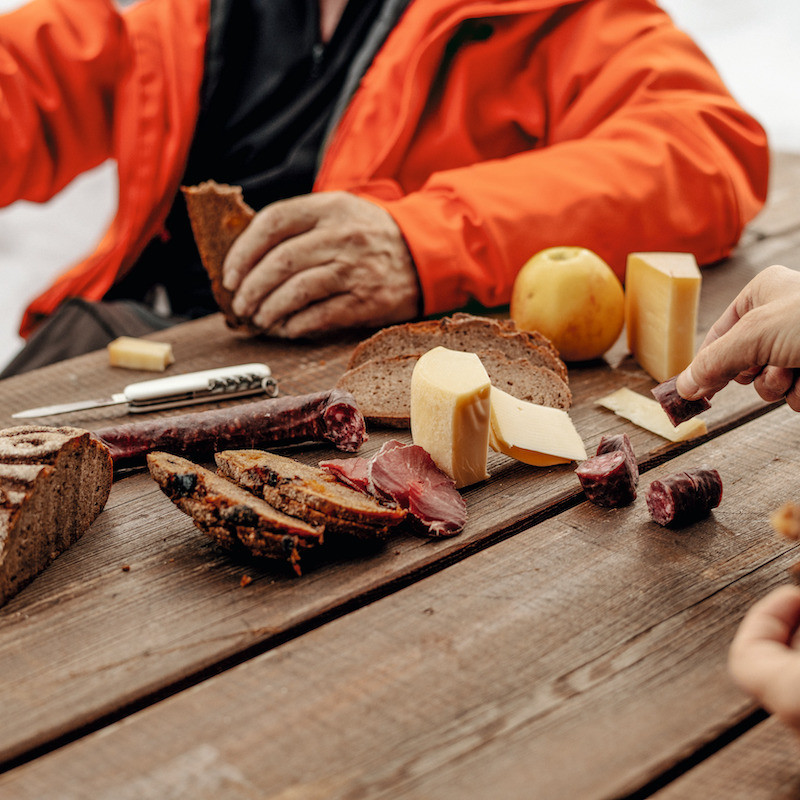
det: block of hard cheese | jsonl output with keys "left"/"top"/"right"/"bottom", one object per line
{"left": 597, "top": 388, "right": 706, "bottom": 442}
{"left": 410, "top": 346, "right": 491, "bottom": 488}
{"left": 108, "top": 336, "right": 175, "bottom": 371}
{"left": 625, "top": 252, "right": 701, "bottom": 383}
{"left": 489, "top": 387, "right": 586, "bottom": 466}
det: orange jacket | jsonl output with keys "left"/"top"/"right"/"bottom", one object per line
{"left": 0, "top": 0, "right": 768, "bottom": 338}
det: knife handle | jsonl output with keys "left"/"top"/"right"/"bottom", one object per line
{"left": 123, "top": 363, "right": 272, "bottom": 403}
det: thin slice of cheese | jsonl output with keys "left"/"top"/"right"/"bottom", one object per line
{"left": 488, "top": 386, "right": 587, "bottom": 466}
{"left": 597, "top": 387, "right": 706, "bottom": 442}
{"left": 410, "top": 346, "right": 491, "bottom": 488}
{"left": 107, "top": 336, "right": 175, "bottom": 371}
{"left": 625, "top": 252, "right": 701, "bottom": 383}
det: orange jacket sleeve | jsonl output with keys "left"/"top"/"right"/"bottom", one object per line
{"left": 0, "top": 0, "right": 129, "bottom": 205}
{"left": 324, "top": 0, "right": 769, "bottom": 316}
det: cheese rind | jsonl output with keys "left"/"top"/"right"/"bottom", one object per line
{"left": 625, "top": 252, "right": 701, "bottom": 383}
{"left": 488, "top": 387, "right": 586, "bottom": 466}
{"left": 410, "top": 347, "right": 491, "bottom": 488}
{"left": 596, "top": 387, "right": 706, "bottom": 442}
{"left": 107, "top": 337, "right": 175, "bottom": 371}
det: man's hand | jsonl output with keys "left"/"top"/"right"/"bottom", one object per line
{"left": 676, "top": 265, "right": 800, "bottom": 410}
{"left": 729, "top": 585, "right": 800, "bottom": 734}
{"left": 222, "top": 191, "right": 420, "bottom": 337}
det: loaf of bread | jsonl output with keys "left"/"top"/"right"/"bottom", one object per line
{"left": 346, "top": 313, "right": 568, "bottom": 382}
{"left": 181, "top": 180, "right": 256, "bottom": 331}
{"left": 215, "top": 449, "right": 406, "bottom": 540}
{"left": 0, "top": 426, "right": 113, "bottom": 606}
{"left": 147, "top": 451, "right": 324, "bottom": 575}
{"left": 337, "top": 347, "right": 572, "bottom": 428}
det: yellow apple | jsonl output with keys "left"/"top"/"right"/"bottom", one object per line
{"left": 510, "top": 246, "right": 624, "bottom": 362}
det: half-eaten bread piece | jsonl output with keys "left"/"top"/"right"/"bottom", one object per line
{"left": 181, "top": 180, "right": 256, "bottom": 331}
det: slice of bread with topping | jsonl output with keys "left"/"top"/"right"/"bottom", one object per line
{"left": 0, "top": 426, "right": 113, "bottom": 606}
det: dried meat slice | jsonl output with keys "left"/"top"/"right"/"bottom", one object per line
{"left": 595, "top": 432, "right": 639, "bottom": 483}
{"left": 368, "top": 440, "right": 467, "bottom": 537}
{"left": 651, "top": 376, "right": 711, "bottom": 427}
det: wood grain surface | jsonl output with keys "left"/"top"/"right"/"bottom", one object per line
{"left": 1, "top": 403, "right": 799, "bottom": 799}
{"left": 0, "top": 153, "right": 798, "bottom": 797}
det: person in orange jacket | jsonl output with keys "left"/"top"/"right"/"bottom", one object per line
{"left": 0, "top": 0, "right": 768, "bottom": 370}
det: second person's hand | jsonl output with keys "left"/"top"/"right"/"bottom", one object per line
{"left": 676, "top": 265, "right": 800, "bottom": 409}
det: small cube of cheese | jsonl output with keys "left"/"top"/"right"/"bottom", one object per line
{"left": 107, "top": 336, "right": 175, "bottom": 371}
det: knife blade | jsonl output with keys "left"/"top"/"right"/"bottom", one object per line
{"left": 13, "top": 363, "right": 277, "bottom": 419}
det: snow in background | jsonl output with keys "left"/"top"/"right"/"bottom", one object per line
{"left": 0, "top": 0, "right": 797, "bottom": 370}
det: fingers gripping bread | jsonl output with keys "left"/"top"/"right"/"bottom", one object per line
{"left": 0, "top": 426, "right": 113, "bottom": 606}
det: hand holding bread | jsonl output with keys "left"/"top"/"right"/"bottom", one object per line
{"left": 221, "top": 191, "right": 420, "bottom": 337}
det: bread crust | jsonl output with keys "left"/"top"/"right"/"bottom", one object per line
{"left": 0, "top": 426, "right": 113, "bottom": 606}
{"left": 181, "top": 180, "right": 257, "bottom": 332}
{"left": 346, "top": 313, "right": 568, "bottom": 382}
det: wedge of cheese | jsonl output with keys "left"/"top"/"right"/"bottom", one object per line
{"left": 488, "top": 387, "right": 586, "bottom": 466}
{"left": 625, "top": 252, "right": 701, "bottom": 383}
{"left": 410, "top": 347, "right": 491, "bottom": 488}
{"left": 107, "top": 337, "right": 175, "bottom": 371}
{"left": 597, "top": 387, "right": 706, "bottom": 442}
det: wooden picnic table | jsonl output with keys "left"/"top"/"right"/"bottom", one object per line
{"left": 0, "top": 152, "right": 799, "bottom": 799}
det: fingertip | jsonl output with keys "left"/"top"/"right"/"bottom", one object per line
{"left": 675, "top": 367, "right": 702, "bottom": 400}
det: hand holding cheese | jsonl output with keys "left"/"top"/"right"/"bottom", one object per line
{"left": 676, "top": 265, "right": 800, "bottom": 411}
{"left": 625, "top": 252, "right": 701, "bottom": 383}
{"left": 410, "top": 347, "right": 491, "bottom": 488}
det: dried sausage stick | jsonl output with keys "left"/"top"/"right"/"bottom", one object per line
{"left": 94, "top": 389, "right": 367, "bottom": 467}
{"left": 645, "top": 467, "right": 722, "bottom": 527}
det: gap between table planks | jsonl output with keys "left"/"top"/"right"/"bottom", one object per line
{"left": 1, "top": 401, "right": 800, "bottom": 799}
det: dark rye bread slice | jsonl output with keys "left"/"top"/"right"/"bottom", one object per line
{"left": 215, "top": 449, "right": 406, "bottom": 539}
{"left": 346, "top": 312, "right": 568, "bottom": 383}
{"left": 336, "top": 348, "right": 572, "bottom": 428}
{"left": 147, "top": 451, "right": 323, "bottom": 575}
{"left": 181, "top": 180, "right": 256, "bottom": 332}
{"left": 0, "top": 426, "right": 113, "bottom": 607}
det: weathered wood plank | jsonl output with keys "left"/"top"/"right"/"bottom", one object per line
{"left": 652, "top": 715, "right": 800, "bottom": 799}
{"left": 2, "top": 403, "right": 800, "bottom": 798}
{"left": 0, "top": 156, "right": 796, "bottom": 772}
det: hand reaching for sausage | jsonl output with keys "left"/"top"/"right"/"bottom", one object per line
{"left": 676, "top": 265, "right": 800, "bottom": 410}
{"left": 222, "top": 191, "right": 420, "bottom": 337}
{"left": 729, "top": 585, "right": 800, "bottom": 736}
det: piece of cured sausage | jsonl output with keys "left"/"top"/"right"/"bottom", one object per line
{"left": 95, "top": 389, "right": 366, "bottom": 467}
{"left": 645, "top": 467, "right": 722, "bottom": 527}
{"left": 595, "top": 432, "right": 639, "bottom": 483}
{"left": 651, "top": 376, "right": 711, "bottom": 427}
{"left": 576, "top": 451, "right": 637, "bottom": 508}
